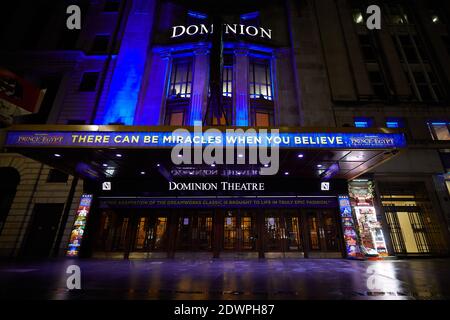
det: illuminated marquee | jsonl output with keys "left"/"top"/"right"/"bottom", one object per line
{"left": 6, "top": 130, "right": 406, "bottom": 149}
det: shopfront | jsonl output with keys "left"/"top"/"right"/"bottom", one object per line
{"left": 3, "top": 124, "right": 407, "bottom": 259}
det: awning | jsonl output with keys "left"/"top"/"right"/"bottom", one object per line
{"left": 2, "top": 124, "right": 406, "bottom": 181}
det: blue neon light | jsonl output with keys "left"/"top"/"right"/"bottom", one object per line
{"left": 354, "top": 121, "right": 369, "bottom": 128}
{"left": 6, "top": 130, "right": 407, "bottom": 149}
{"left": 386, "top": 121, "right": 399, "bottom": 128}
{"left": 188, "top": 11, "right": 208, "bottom": 20}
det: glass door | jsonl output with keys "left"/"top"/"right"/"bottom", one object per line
{"left": 223, "top": 210, "right": 256, "bottom": 251}
{"left": 285, "top": 214, "right": 302, "bottom": 251}
{"left": 306, "top": 210, "right": 340, "bottom": 252}
{"left": 176, "top": 212, "right": 213, "bottom": 251}
{"left": 224, "top": 213, "right": 237, "bottom": 250}
{"left": 132, "top": 214, "right": 168, "bottom": 252}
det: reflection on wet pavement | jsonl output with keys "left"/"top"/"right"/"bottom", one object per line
{"left": 0, "top": 259, "right": 449, "bottom": 300}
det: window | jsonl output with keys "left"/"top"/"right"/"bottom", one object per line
{"left": 168, "top": 60, "right": 193, "bottom": 99}
{"left": 222, "top": 65, "right": 233, "bottom": 97}
{"left": 358, "top": 35, "right": 377, "bottom": 62}
{"left": 392, "top": 33, "right": 441, "bottom": 102}
{"left": 249, "top": 59, "right": 272, "bottom": 100}
{"left": 255, "top": 112, "right": 270, "bottom": 127}
{"left": 47, "top": 169, "right": 69, "bottom": 183}
{"left": 428, "top": 122, "right": 450, "bottom": 141}
{"left": 368, "top": 71, "right": 388, "bottom": 99}
{"left": 91, "top": 35, "right": 110, "bottom": 53}
{"left": 168, "top": 112, "right": 184, "bottom": 126}
{"left": 79, "top": 72, "right": 99, "bottom": 92}
{"left": 354, "top": 118, "right": 373, "bottom": 128}
{"left": 104, "top": 0, "right": 120, "bottom": 12}
{"left": 385, "top": 3, "right": 409, "bottom": 25}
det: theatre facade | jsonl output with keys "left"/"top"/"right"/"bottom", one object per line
{"left": 0, "top": 0, "right": 449, "bottom": 260}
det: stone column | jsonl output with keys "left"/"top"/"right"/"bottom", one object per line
{"left": 233, "top": 47, "right": 250, "bottom": 126}
{"left": 189, "top": 44, "right": 210, "bottom": 125}
{"left": 134, "top": 49, "right": 171, "bottom": 125}
{"left": 96, "top": 0, "right": 156, "bottom": 125}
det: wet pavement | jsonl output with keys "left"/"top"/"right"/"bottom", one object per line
{"left": 0, "top": 258, "right": 449, "bottom": 300}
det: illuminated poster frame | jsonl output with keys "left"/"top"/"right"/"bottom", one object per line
{"left": 67, "top": 194, "right": 93, "bottom": 257}
{"left": 338, "top": 195, "right": 361, "bottom": 259}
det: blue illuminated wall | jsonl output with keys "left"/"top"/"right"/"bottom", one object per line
{"left": 95, "top": 0, "right": 156, "bottom": 125}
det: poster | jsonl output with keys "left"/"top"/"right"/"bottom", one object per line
{"left": 67, "top": 194, "right": 93, "bottom": 257}
{"left": 338, "top": 195, "right": 360, "bottom": 258}
{"left": 349, "top": 181, "right": 388, "bottom": 256}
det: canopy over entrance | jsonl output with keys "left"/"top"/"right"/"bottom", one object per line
{"left": 3, "top": 125, "right": 406, "bottom": 181}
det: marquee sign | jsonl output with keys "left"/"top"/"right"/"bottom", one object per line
{"left": 98, "top": 196, "right": 338, "bottom": 209}
{"left": 5, "top": 130, "right": 406, "bottom": 150}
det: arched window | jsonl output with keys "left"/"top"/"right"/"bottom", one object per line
{"left": 0, "top": 168, "right": 20, "bottom": 234}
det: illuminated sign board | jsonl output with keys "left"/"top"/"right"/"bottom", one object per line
{"left": 99, "top": 196, "right": 338, "bottom": 209}
{"left": 5, "top": 130, "right": 406, "bottom": 150}
{"left": 67, "top": 194, "right": 92, "bottom": 257}
{"left": 338, "top": 195, "right": 360, "bottom": 259}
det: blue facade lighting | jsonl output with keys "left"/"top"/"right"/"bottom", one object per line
{"left": 354, "top": 121, "right": 369, "bottom": 128}
{"left": 386, "top": 121, "right": 399, "bottom": 128}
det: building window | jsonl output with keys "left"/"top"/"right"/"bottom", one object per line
{"left": 91, "top": 35, "right": 110, "bottom": 53}
{"left": 168, "top": 59, "right": 193, "bottom": 99}
{"left": 47, "top": 169, "right": 69, "bottom": 183}
{"left": 168, "top": 112, "right": 184, "bottom": 126}
{"left": 354, "top": 118, "right": 373, "bottom": 128}
{"left": 368, "top": 71, "right": 388, "bottom": 99}
{"left": 104, "top": 0, "right": 120, "bottom": 12}
{"left": 255, "top": 112, "right": 270, "bottom": 127}
{"left": 249, "top": 59, "right": 272, "bottom": 100}
{"left": 358, "top": 35, "right": 377, "bottom": 62}
{"left": 385, "top": 3, "right": 410, "bottom": 25}
{"left": 428, "top": 122, "right": 450, "bottom": 141}
{"left": 222, "top": 65, "right": 232, "bottom": 97}
{"left": 392, "top": 33, "right": 442, "bottom": 102}
{"left": 79, "top": 72, "right": 99, "bottom": 92}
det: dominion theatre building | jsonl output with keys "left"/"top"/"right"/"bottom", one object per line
{"left": 0, "top": 0, "right": 450, "bottom": 260}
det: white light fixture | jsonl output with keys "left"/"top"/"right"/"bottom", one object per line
{"left": 156, "top": 163, "right": 160, "bottom": 167}
{"left": 102, "top": 163, "right": 108, "bottom": 167}
{"left": 284, "top": 171, "right": 289, "bottom": 175}
{"left": 264, "top": 164, "right": 269, "bottom": 168}
{"left": 54, "top": 153, "right": 61, "bottom": 158}
{"left": 140, "top": 171, "right": 146, "bottom": 175}
{"left": 211, "top": 163, "right": 216, "bottom": 167}
{"left": 317, "top": 164, "right": 323, "bottom": 168}
{"left": 116, "top": 153, "right": 122, "bottom": 158}
{"left": 238, "top": 154, "right": 244, "bottom": 158}
{"left": 297, "top": 153, "right": 304, "bottom": 158}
